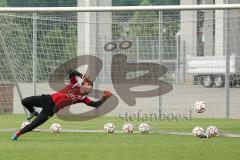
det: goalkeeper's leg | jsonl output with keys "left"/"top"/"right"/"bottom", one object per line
{"left": 21, "top": 111, "right": 51, "bottom": 134}
{"left": 12, "top": 111, "right": 54, "bottom": 141}
{"left": 12, "top": 95, "right": 56, "bottom": 141}
{"left": 21, "top": 96, "right": 43, "bottom": 120}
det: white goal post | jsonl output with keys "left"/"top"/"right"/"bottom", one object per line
{"left": 0, "top": 4, "right": 239, "bottom": 118}
{"left": 0, "top": 4, "right": 240, "bottom": 12}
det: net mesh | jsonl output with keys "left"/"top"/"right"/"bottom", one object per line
{"left": 0, "top": 9, "right": 239, "bottom": 118}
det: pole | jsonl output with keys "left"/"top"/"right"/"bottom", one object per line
{"left": 158, "top": 11, "right": 163, "bottom": 114}
{"left": 176, "top": 32, "right": 180, "bottom": 83}
{"left": 224, "top": 0, "right": 230, "bottom": 119}
{"left": 32, "top": 12, "right": 37, "bottom": 96}
{"left": 95, "top": 0, "right": 100, "bottom": 117}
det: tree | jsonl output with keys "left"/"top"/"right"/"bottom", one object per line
{"left": 0, "top": 14, "right": 33, "bottom": 82}
{"left": 161, "top": 15, "right": 180, "bottom": 59}
{"left": 112, "top": 0, "right": 179, "bottom": 6}
{"left": 112, "top": 0, "right": 142, "bottom": 6}
{"left": 7, "top": 0, "right": 76, "bottom": 7}
{"left": 112, "top": 0, "right": 179, "bottom": 40}
{"left": 126, "top": 0, "right": 159, "bottom": 37}
{"left": 0, "top": 0, "right": 7, "bottom": 7}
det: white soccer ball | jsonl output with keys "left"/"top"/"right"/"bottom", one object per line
{"left": 194, "top": 101, "right": 206, "bottom": 113}
{"left": 21, "top": 121, "right": 40, "bottom": 132}
{"left": 21, "top": 121, "right": 30, "bottom": 129}
{"left": 138, "top": 123, "right": 150, "bottom": 134}
{"left": 206, "top": 126, "right": 218, "bottom": 137}
{"left": 122, "top": 123, "right": 134, "bottom": 133}
{"left": 192, "top": 126, "right": 205, "bottom": 137}
{"left": 50, "top": 123, "right": 62, "bottom": 133}
{"left": 104, "top": 122, "right": 115, "bottom": 133}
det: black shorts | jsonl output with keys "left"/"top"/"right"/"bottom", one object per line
{"left": 40, "top": 94, "right": 58, "bottom": 116}
{"left": 22, "top": 94, "right": 58, "bottom": 116}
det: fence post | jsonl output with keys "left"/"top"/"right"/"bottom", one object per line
{"left": 32, "top": 12, "right": 37, "bottom": 96}
{"left": 224, "top": 0, "right": 230, "bottom": 119}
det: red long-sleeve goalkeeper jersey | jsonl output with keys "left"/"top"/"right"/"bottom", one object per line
{"left": 51, "top": 75, "right": 92, "bottom": 109}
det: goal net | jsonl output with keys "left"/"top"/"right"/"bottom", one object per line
{"left": 0, "top": 6, "right": 239, "bottom": 119}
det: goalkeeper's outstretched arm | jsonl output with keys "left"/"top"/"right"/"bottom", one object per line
{"left": 84, "top": 90, "right": 112, "bottom": 108}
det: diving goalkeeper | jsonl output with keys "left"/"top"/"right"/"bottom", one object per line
{"left": 12, "top": 69, "right": 112, "bottom": 141}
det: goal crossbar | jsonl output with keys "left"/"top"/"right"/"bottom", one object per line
{"left": 0, "top": 4, "right": 240, "bottom": 12}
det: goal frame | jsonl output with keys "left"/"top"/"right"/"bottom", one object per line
{"left": 0, "top": 4, "right": 238, "bottom": 117}
{"left": 0, "top": 4, "right": 240, "bottom": 12}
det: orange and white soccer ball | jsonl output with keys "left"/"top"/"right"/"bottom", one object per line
{"left": 122, "top": 123, "right": 134, "bottom": 133}
{"left": 192, "top": 126, "right": 205, "bottom": 137}
{"left": 206, "top": 126, "right": 218, "bottom": 137}
{"left": 194, "top": 101, "right": 206, "bottom": 113}
{"left": 138, "top": 123, "right": 150, "bottom": 134}
{"left": 104, "top": 122, "right": 115, "bottom": 133}
{"left": 50, "top": 123, "right": 62, "bottom": 133}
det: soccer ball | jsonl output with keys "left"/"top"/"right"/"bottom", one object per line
{"left": 50, "top": 123, "right": 61, "bottom": 133}
{"left": 206, "top": 126, "right": 218, "bottom": 137}
{"left": 21, "top": 121, "right": 40, "bottom": 132}
{"left": 122, "top": 123, "right": 134, "bottom": 133}
{"left": 21, "top": 121, "right": 30, "bottom": 129}
{"left": 138, "top": 123, "right": 150, "bottom": 134}
{"left": 192, "top": 126, "right": 205, "bottom": 137}
{"left": 104, "top": 122, "right": 115, "bottom": 133}
{"left": 194, "top": 101, "right": 206, "bottom": 113}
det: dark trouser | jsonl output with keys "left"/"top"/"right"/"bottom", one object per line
{"left": 20, "top": 94, "right": 57, "bottom": 135}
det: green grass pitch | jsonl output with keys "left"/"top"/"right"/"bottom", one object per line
{"left": 0, "top": 115, "right": 240, "bottom": 160}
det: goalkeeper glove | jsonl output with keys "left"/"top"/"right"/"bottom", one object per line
{"left": 103, "top": 90, "right": 112, "bottom": 98}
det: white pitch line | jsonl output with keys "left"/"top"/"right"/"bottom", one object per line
{"left": 1, "top": 128, "right": 240, "bottom": 138}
